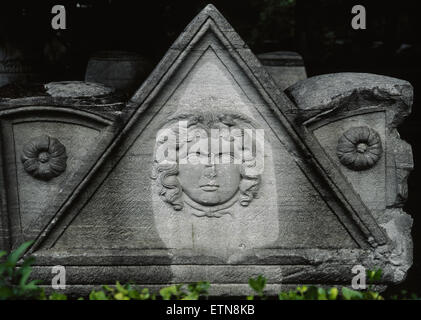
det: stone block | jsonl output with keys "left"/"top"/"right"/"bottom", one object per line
{"left": 0, "top": 5, "right": 414, "bottom": 295}
{"left": 258, "top": 51, "right": 307, "bottom": 90}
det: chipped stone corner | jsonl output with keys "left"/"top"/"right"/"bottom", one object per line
{"left": 379, "top": 131, "right": 414, "bottom": 284}
{"left": 374, "top": 208, "right": 413, "bottom": 283}
{"left": 379, "top": 75, "right": 414, "bottom": 284}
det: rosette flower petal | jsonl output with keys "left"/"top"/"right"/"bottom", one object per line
{"left": 21, "top": 135, "right": 67, "bottom": 180}
{"left": 336, "top": 126, "right": 382, "bottom": 171}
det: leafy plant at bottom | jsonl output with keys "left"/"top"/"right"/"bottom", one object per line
{"left": 0, "top": 245, "right": 402, "bottom": 302}
{"left": 159, "top": 281, "right": 210, "bottom": 300}
{"left": 390, "top": 290, "right": 421, "bottom": 300}
{"left": 248, "top": 270, "right": 385, "bottom": 300}
{"left": 247, "top": 275, "right": 267, "bottom": 300}
{"left": 0, "top": 241, "right": 41, "bottom": 300}
{"left": 89, "top": 282, "right": 156, "bottom": 300}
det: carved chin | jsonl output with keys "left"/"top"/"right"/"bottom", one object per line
{"left": 182, "top": 190, "right": 241, "bottom": 218}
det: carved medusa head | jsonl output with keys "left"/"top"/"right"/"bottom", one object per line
{"left": 151, "top": 112, "right": 263, "bottom": 216}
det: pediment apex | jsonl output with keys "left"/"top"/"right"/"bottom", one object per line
{"left": 103, "top": 5, "right": 389, "bottom": 249}
{"left": 28, "top": 4, "right": 388, "bottom": 255}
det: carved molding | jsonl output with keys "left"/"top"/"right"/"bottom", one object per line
{"left": 21, "top": 135, "right": 67, "bottom": 181}
{"left": 337, "top": 126, "right": 383, "bottom": 171}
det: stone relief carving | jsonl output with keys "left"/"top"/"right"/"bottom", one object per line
{"left": 0, "top": 5, "right": 413, "bottom": 295}
{"left": 21, "top": 135, "right": 67, "bottom": 181}
{"left": 336, "top": 126, "right": 383, "bottom": 171}
{"left": 151, "top": 112, "right": 262, "bottom": 217}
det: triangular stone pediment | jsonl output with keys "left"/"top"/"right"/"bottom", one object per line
{"left": 28, "top": 4, "right": 387, "bottom": 260}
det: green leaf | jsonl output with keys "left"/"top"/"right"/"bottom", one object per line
{"left": 278, "top": 289, "right": 304, "bottom": 300}
{"left": 304, "top": 286, "right": 319, "bottom": 300}
{"left": 185, "top": 281, "right": 209, "bottom": 299}
{"left": 49, "top": 292, "right": 68, "bottom": 300}
{"left": 341, "top": 287, "right": 364, "bottom": 300}
{"left": 296, "top": 286, "right": 308, "bottom": 295}
{"left": 188, "top": 281, "right": 210, "bottom": 294}
{"left": 38, "top": 288, "right": 47, "bottom": 300}
{"left": 89, "top": 290, "right": 108, "bottom": 300}
{"left": 139, "top": 288, "right": 151, "bottom": 300}
{"left": 373, "top": 269, "right": 382, "bottom": 281}
{"left": 182, "top": 292, "right": 199, "bottom": 300}
{"left": 7, "top": 241, "right": 33, "bottom": 266}
{"left": 0, "top": 286, "right": 13, "bottom": 300}
{"left": 0, "top": 265, "right": 6, "bottom": 276}
{"left": 364, "top": 291, "right": 384, "bottom": 300}
{"left": 24, "top": 279, "right": 40, "bottom": 290}
{"left": 19, "top": 266, "right": 32, "bottom": 287}
{"left": 317, "top": 287, "right": 327, "bottom": 300}
{"left": 115, "top": 281, "right": 128, "bottom": 295}
{"left": 248, "top": 275, "right": 266, "bottom": 295}
{"left": 366, "top": 268, "right": 382, "bottom": 283}
{"left": 20, "top": 256, "right": 35, "bottom": 270}
{"left": 102, "top": 285, "right": 114, "bottom": 293}
{"left": 114, "top": 292, "right": 130, "bottom": 300}
{"left": 160, "top": 285, "right": 179, "bottom": 300}
{"left": 127, "top": 289, "right": 140, "bottom": 300}
{"left": 328, "top": 287, "right": 339, "bottom": 300}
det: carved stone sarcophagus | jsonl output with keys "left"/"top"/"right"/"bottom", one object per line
{"left": 0, "top": 5, "right": 413, "bottom": 296}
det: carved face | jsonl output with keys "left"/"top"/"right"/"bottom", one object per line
{"left": 178, "top": 152, "right": 241, "bottom": 206}
{"left": 152, "top": 112, "right": 262, "bottom": 216}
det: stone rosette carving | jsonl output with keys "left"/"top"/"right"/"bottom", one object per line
{"left": 337, "top": 126, "right": 383, "bottom": 171}
{"left": 21, "top": 135, "right": 67, "bottom": 181}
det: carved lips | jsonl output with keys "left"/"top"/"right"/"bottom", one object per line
{"left": 21, "top": 135, "right": 67, "bottom": 181}
{"left": 200, "top": 183, "right": 220, "bottom": 192}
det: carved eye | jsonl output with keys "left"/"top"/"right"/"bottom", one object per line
{"left": 185, "top": 151, "right": 237, "bottom": 164}
{"left": 186, "top": 152, "right": 201, "bottom": 164}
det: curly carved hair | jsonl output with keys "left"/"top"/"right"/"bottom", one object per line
{"left": 151, "top": 112, "right": 262, "bottom": 210}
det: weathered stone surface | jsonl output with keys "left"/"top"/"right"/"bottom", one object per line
{"left": 257, "top": 51, "right": 307, "bottom": 90}
{"left": 286, "top": 72, "right": 414, "bottom": 283}
{"left": 0, "top": 94, "right": 120, "bottom": 251}
{"left": 45, "top": 81, "right": 114, "bottom": 98}
{"left": 0, "top": 5, "right": 414, "bottom": 295}
{"left": 0, "top": 83, "right": 125, "bottom": 115}
{"left": 85, "top": 51, "right": 153, "bottom": 95}
{"left": 286, "top": 72, "right": 412, "bottom": 121}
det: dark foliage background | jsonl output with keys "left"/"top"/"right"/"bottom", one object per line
{"left": 1, "top": 0, "right": 420, "bottom": 297}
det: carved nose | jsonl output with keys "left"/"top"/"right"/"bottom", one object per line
{"left": 203, "top": 153, "right": 217, "bottom": 178}
{"left": 203, "top": 165, "right": 217, "bottom": 178}
{"left": 204, "top": 153, "right": 216, "bottom": 167}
